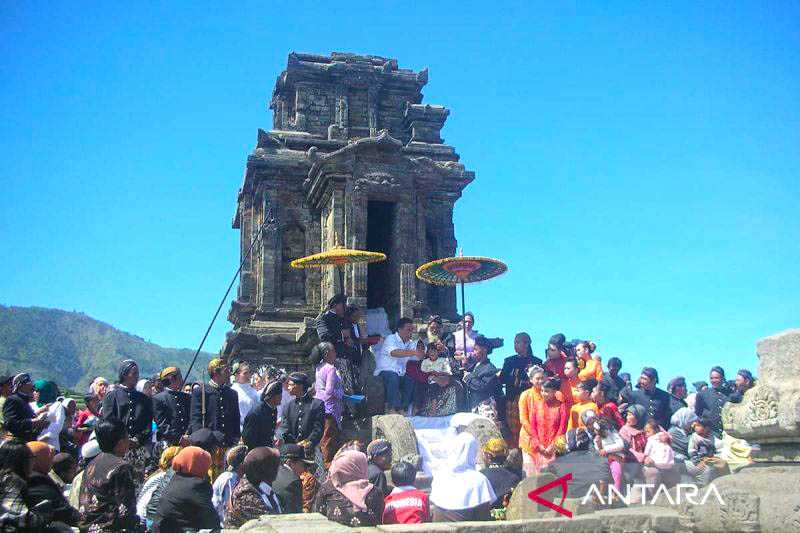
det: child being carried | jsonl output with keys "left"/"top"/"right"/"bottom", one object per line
{"left": 420, "top": 344, "right": 452, "bottom": 385}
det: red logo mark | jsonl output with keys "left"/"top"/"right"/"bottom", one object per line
{"left": 527, "top": 473, "right": 573, "bottom": 518}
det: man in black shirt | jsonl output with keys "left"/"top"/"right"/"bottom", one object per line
{"left": 694, "top": 366, "right": 733, "bottom": 438}
{"left": 601, "top": 357, "right": 626, "bottom": 405}
{"left": 627, "top": 367, "right": 672, "bottom": 429}
{"left": 242, "top": 380, "right": 282, "bottom": 448}
{"left": 153, "top": 366, "right": 191, "bottom": 447}
{"left": 464, "top": 335, "right": 501, "bottom": 421}
{"left": 666, "top": 376, "right": 688, "bottom": 418}
{"left": 190, "top": 358, "right": 240, "bottom": 447}
{"left": 101, "top": 360, "right": 153, "bottom": 449}
{"left": 279, "top": 372, "right": 325, "bottom": 459}
{"left": 315, "top": 294, "right": 346, "bottom": 350}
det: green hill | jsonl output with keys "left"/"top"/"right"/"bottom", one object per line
{"left": 0, "top": 305, "right": 216, "bottom": 390}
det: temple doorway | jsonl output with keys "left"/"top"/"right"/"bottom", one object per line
{"left": 366, "top": 200, "right": 397, "bottom": 322}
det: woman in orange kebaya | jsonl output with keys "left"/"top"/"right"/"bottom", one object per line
{"left": 521, "top": 377, "right": 568, "bottom": 474}
{"left": 518, "top": 365, "right": 545, "bottom": 474}
{"left": 576, "top": 341, "right": 603, "bottom": 382}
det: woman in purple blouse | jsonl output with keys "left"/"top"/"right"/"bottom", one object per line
{"left": 313, "top": 341, "right": 344, "bottom": 468}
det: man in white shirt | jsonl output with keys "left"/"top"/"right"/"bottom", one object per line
{"left": 230, "top": 362, "right": 260, "bottom": 431}
{"left": 373, "top": 317, "right": 424, "bottom": 414}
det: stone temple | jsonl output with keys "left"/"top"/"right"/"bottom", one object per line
{"left": 223, "top": 52, "right": 475, "bottom": 370}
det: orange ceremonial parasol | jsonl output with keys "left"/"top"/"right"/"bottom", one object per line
{"left": 416, "top": 252, "right": 507, "bottom": 353}
{"left": 290, "top": 240, "right": 387, "bottom": 294}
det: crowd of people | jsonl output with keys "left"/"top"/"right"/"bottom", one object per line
{"left": 0, "top": 295, "right": 759, "bottom": 530}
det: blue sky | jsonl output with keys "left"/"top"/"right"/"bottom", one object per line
{"left": 2, "top": 2, "right": 798, "bottom": 385}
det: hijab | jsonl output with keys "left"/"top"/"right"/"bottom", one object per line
{"left": 117, "top": 359, "right": 137, "bottom": 384}
{"left": 626, "top": 404, "right": 647, "bottom": 430}
{"left": 429, "top": 432, "right": 496, "bottom": 510}
{"left": 27, "top": 441, "right": 54, "bottom": 474}
{"left": 670, "top": 407, "right": 698, "bottom": 432}
{"left": 34, "top": 380, "right": 58, "bottom": 407}
{"left": 328, "top": 450, "right": 373, "bottom": 512}
{"left": 172, "top": 446, "right": 212, "bottom": 478}
{"left": 11, "top": 373, "right": 31, "bottom": 395}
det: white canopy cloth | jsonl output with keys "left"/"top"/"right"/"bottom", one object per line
{"left": 408, "top": 413, "right": 485, "bottom": 476}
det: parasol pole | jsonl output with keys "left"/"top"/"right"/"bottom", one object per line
{"left": 338, "top": 265, "right": 345, "bottom": 296}
{"left": 460, "top": 279, "right": 466, "bottom": 359}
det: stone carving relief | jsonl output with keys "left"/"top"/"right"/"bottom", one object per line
{"left": 719, "top": 491, "right": 760, "bottom": 532}
{"left": 746, "top": 385, "right": 780, "bottom": 428}
{"left": 353, "top": 172, "right": 402, "bottom": 194}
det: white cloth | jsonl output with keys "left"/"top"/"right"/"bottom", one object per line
{"left": 276, "top": 387, "right": 293, "bottom": 425}
{"left": 212, "top": 471, "right": 238, "bottom": 521}
{"left": 373, "top": 332, "right": 417, "bottom": 377}
{"left": 410, "top": 413, "right": 485, "bottom": 476}
{"left": 231, "top": 382, "right": 260, "bottom": 430}
{"left": 365, "top": 307, "right": 392, "bottom": 337}
{"left": 429, "top": 432, "right": 496, "bottom": 511}
{"left": 38, "top": 401, "right": 66, "bottom": 452}
{"left": 258, "top": 482, "right": 282, "bottom": 513}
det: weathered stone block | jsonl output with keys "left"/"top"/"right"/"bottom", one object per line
{"left": 723, "top": 328, "right": 800, "bottom": 461}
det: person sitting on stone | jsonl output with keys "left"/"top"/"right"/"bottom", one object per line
{"left": 366, "top": 439, "right": 393, "bottom": 497}
{"left": 382, "top": 461, "right": 430, "bottom": 524}
{"left": 373, "top": 317, "right": 424, "bottom": 415}
{"left": 479, "top": 438, "right": 522, "bottom": 515}
{"left": 688, "top": 415, "right": 727, "bottom": 486}
{"left": 279, "top": 372, "right": 325, "bottom": 460}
